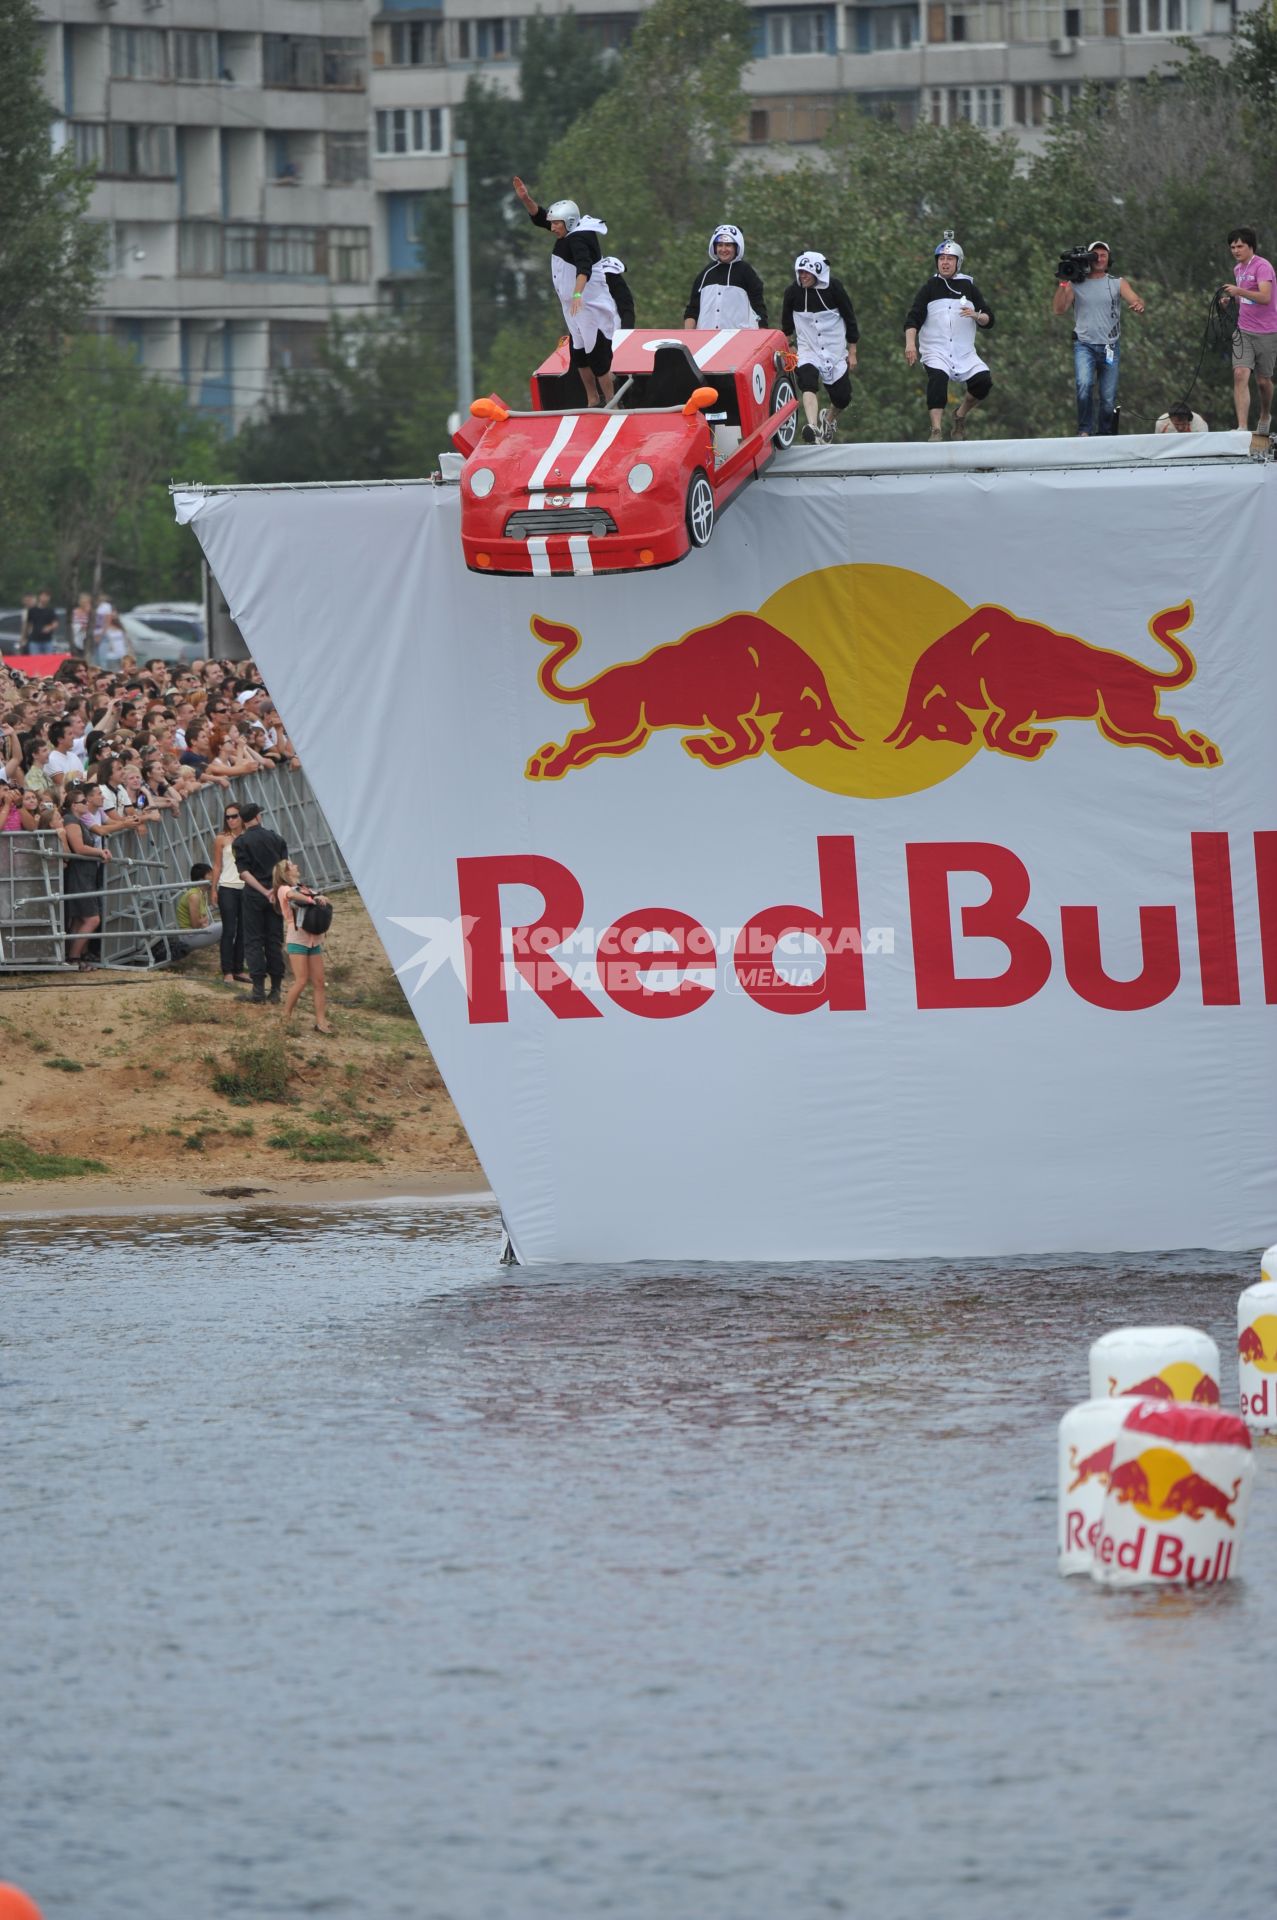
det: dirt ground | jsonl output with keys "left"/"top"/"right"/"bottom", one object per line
{"left": 0, "top": 890, "right": 487, "bottom": 1212}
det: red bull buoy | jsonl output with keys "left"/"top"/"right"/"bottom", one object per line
{"left": 1087, "top": 1325, "right": 1220, "bottom": 1406}
{"left": 0, "top": 1887, "right": 45, "bottom": 1920}
{"left": 1237, "top": 1240, "right": 1277, "bottom": 1431}
{"left": 1058, "top": 1397, "right": 1144, "bottom": 1575}
{"left": 1091, "top": 1400, "right": 1254, "bottom": 1589}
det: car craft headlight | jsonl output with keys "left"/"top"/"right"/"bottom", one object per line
{"left": 470, "top": 467, "right": 496, "bottom": 498}
{"left": 626, "top": 463, "right": 654, "bottom": 495}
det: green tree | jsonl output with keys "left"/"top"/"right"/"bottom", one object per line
{"left": 0, "top": 0, "right": 102, "bottom": 398}
{"left": 0, "top": 337, "right": 229, "bottom": 605}
{"left": 231, "top": 315, "right": 453, "bottom": 483}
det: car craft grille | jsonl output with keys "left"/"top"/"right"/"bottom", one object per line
{"left": 504, "top": 508, "right": 618, "bottom": 538}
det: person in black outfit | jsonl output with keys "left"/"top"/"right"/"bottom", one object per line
{"left": 233, "top": 800, "right": 288, "bottom": 1003}
{"left": 512, "top": 174, "right": 617, "bottom": 404}
{"left": 683, "top": 224, "right": 767, "bottom": 331}
{"left": 25, "top": 591, "right": 59, "bottom": 654}
{"left": 780, "top": 252, "right": 859, "bottom": 444}
{"left": 600, "top": 256, "right": 635, "bottom": 330}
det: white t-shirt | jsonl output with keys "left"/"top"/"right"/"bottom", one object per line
{"left": 47, "top": 749, "right": 85, "bottom": 781}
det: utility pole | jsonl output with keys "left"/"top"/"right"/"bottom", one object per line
{"left": 451, "top": 139, "right": 473, "bottom": 416}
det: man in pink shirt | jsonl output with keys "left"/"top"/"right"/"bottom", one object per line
{"left": 1221, "top": 226, "right": 1275, "bottom": 434}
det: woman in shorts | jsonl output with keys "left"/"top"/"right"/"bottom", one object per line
{"left": 274, "top": 859, "right": 332, "bottom": 1034}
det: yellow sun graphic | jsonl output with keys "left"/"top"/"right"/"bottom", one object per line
{"left": 757, "top": 563, "right": 982, "bottom": 799}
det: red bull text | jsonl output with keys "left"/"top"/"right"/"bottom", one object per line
{"left": 456, "top": 833, "right": 1277, "bottom": 1024}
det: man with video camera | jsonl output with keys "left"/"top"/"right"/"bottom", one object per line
{"left": 1052, "top": 240, "right": 1145, "bottom": 436}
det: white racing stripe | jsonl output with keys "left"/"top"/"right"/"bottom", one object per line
{"left": 528, "top": 414, "right": 580, "bottom": 491}
{"left": 569, "top": 413, "right": 626, "bottom": 486}
{"left": 568, "top": 537, "right": 594, "bottom": 576}
{"left": 528, "top": 538, "right": 551, "bottom": 577}
{"left": 694, "top": 330, "right": 739, "bottom": 369}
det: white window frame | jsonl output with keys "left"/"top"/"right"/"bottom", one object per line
{"left": 109, "top": 26, "right": 169, "bottom": 80}
{"left": 375, "top": 106, "right": 448, "bottom": 157}
{"left": 173, "top": 30, "right": 219, "bottom": 82}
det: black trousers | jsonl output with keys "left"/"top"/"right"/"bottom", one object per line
{"left": 242, "top": 888, "right": 283, "bottom": 989}
{"left": 218, "top": 887, "right": 245, "bottom": 978}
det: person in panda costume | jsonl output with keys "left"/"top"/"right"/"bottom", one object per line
{"left": 683, "top": 225, "right": 768, "bottom": 330}
{"left": 512, "top": 174, "right": 619, "bottom": 405}
{"left": 780, "top": 252, "right": 859, "bottom": 444}
{"left": 600, "top": 256, "right": 635, "bottom": 331}
{"left": 903, "top": 237, "right": 995, "bottom": 440}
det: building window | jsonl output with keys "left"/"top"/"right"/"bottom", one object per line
{"left": 749, "top": 107, "right": 771, "bottom": 140}
{"left": 755, "top": 7, "right": 836, "bottom": 54}
{"left": 73, "top": 122, "right": 176, "bottom": 178}
{"left": 179, "top": 222, "right": 222, "bottom": 275}
{"left": 930, "top": 83, "right": 1005, "bottom": 120}
{"left": 848, "top": 6, "right": 920, "bottom": 49}
{"left": 576, "top": 13, "right": 638, "bottom": 50}
{"left": 329, "top": 227, "right": 371, "bottom": 283}
{"left": 325, "top": 132, "right": 369, "bottom": 183}
{"left": 1011, "top": 78, "right": 1085, "bottom": 120}
{"left": 173, "top": 31, "right": 219, "bottom": 82}
{"left": 390, "top": 20, "right": 445, "bottom": 65}
{"left": 263, "top": 35, "right": 365, "bottom": 89}
{"left": 927, "top": 0, "right": 1004, "bottom": 34}
{"left": 745, "top": 94, "right": 838, "bottom": 140}
{"left": 375, "top": 107, "right": 447, "bottom": 156}
{"left": 109, "top": 27, "right": 169, "bottom": 80}
{"left": 453, "top": 17, "right": 522, "bottom": 59}
{"left": 1126, "top": 0, "right": 1199, "bottom": 24}
{"left": 269, "top": 322, "right": 325, "bottom": 371}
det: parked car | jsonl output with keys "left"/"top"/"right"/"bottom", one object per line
{"left": 127, "top": 602, "right": 207, "bottom": 656}
{"left": 117, "top": 614, "right": 203, "bottom": 663}
{"left": 451, "top": 328, "right": 798, "bottom": 578}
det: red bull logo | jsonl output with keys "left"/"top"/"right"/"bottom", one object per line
{"left": 1107, "top": 1362, "right": 1220, "bottom": 1405}
{"left": 1238, "top": 1314, "right": 1277, "bottom": 1369}
{"left": 1105, "top": 1447, "right": 1242, "bottom": 1526}
{"left": 524, "top": 565, "right": 1221, "bottom": 797}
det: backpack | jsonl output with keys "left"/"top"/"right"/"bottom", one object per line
{"left": 298, "top": 897, "right": 333, "bottom": 936}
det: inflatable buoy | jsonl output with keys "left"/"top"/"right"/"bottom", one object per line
{"left": 0, "top": 1887, "right": 45, "bottom": 1920}
{"left": 1087, "top": 1325, "right": 1220, "bottom": 1406}
{"left": 1238, "top": 1246, "right": 1277, "bottom": 1431}
{"left": 1058, "top": 1397, "right": 1144, "bottom": 1574}
{"left": 1091, "top": 1400, "right": 1253, "bottom": 1588}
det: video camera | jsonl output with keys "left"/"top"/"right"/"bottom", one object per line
{"left": 1056, "top": 245, "right": 1094, "bottom": 285}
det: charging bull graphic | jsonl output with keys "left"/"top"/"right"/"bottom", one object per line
{"left": 885, "top": 601, "right": 1221, "bottom": 766}
{"left": 525, "top": 613, "right": 862, "bottom": 780}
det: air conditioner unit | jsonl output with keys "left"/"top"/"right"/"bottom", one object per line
{"left": 1049, "top": 32, "right": 1076, "bottom": 51}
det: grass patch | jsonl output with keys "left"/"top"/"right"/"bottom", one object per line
{"left": 0, "top": 1132, "right": 107, "bottom": 1183}
{"left": 44, "top": 1057, "right": 84, "bottom": 1073}
{"left": 210, "top": 1032, "right": 294, "bottom": 1106}
{"left": 265, "top": 1121, "right": 382, "bottom": 1164}
{"left": 155, "top": 986, "right": 213, "bottom": 1026}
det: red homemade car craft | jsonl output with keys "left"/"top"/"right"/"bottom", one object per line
{"left": 451, "top": 328, "right": 798, "bottom": 578}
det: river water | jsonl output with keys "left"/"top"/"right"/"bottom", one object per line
{"left": 2, "top": 1202, "right": 1271, "bottom": 1918}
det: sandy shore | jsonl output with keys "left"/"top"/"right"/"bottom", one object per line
{"left": 0, "top": 890, "right": 488, "bottom": 1216}
{"left": 0, "top": 1169, "right": 493, "bottom": 1219}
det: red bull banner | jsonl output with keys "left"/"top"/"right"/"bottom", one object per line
{"left": 174, "top": 437, "right": 1277, "bottom": 1263}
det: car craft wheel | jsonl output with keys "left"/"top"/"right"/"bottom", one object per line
{"left": 770, "top": 375, "right": 798, "bottom": 450}
{"left": 686, "top": 469, "right": 715, "bottom": 548}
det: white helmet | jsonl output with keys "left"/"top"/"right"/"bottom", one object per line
{"left": 934, "top": 235, "right": 965, "bottom": 269}
{"left": 709, "top": 224, "right": 746, "bottom": 261}
{"left": 547, "top": 198, "right": 580, "bottom": 232}
{"left": 794, "top": 251, "right": 830, "bottom": 288}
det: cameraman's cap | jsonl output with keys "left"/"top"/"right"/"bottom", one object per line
{"left": 1087, "top": 238, "right": 1112, "bottom": 253}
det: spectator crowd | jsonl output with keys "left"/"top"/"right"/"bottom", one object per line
{"left": 0, "top": 644, "right": 303, "bottom": 975}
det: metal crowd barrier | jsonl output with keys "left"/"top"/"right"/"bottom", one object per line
{"left": 0, "top": 769, "right": 351, "bottom": 973}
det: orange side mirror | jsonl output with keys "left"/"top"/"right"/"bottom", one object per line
{"left": 470, "top": 397, "right": 510, "bottom": 424}
{"left": 682, "top": 385, "right": 719, "bottom": 417}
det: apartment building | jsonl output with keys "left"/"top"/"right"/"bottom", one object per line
{"left": 38, "top": 0, "right": 376, "bottom": 430}
{"left": 36, "top": 0, "right": 1249, "bottom": 427}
